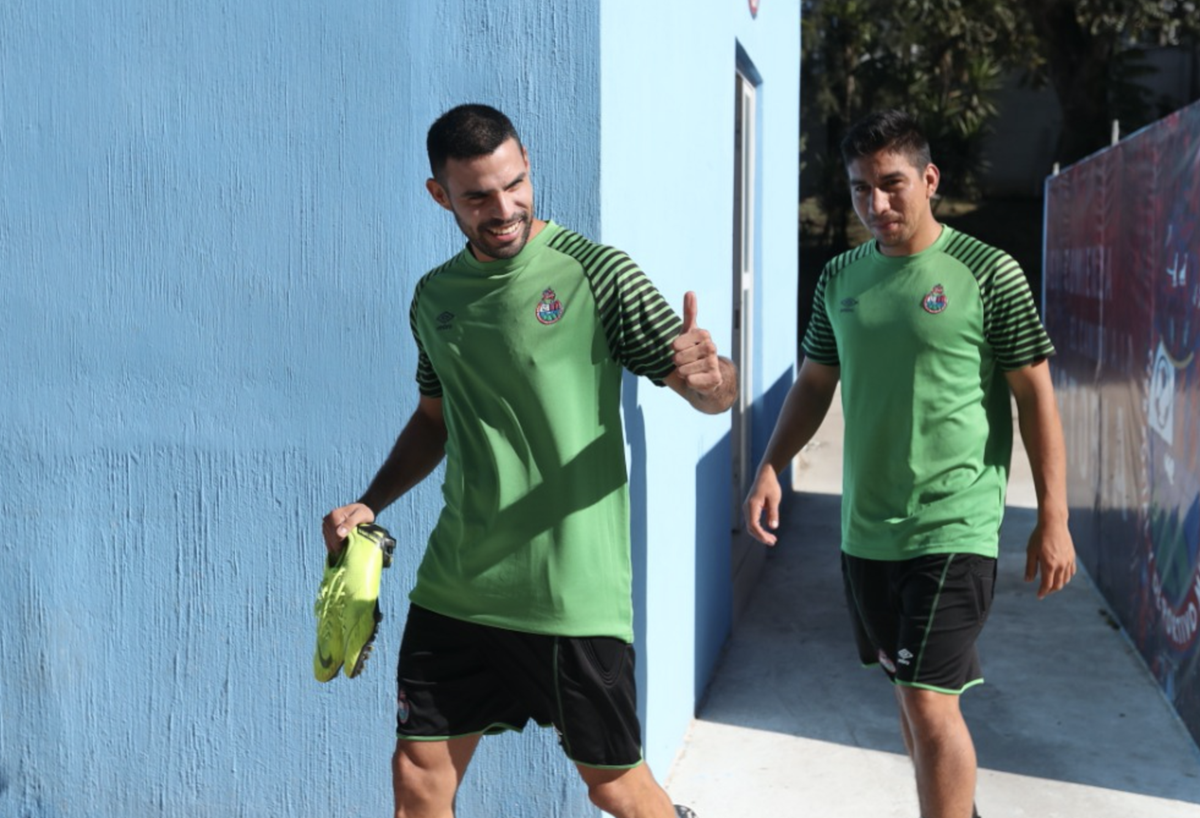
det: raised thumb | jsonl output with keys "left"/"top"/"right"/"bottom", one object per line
{"left": 681, "top": 291, "right": 698, "bottom": 334}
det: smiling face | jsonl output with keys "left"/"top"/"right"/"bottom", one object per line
{"left": 426, "top": 137, "right": 537, "bottom": 262}
{"left": 847, "top": 149, "right": 941, "bottom": 257}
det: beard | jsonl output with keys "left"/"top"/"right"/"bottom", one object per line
{"left": 459, "top": 211, "right": 533, "bottom": 261}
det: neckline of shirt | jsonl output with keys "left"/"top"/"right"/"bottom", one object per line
{"left": 870, "top": 223, "right": 952, "bottom": 263}
{"left": 458, "top": 220, "right": 561, "bottom": 276}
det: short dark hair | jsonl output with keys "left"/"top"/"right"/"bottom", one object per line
{"left": 840, "top": 109, "right": 932, "bottom": 170}
{"left": 426, "top": 104, "right": 523, "bottom": 181}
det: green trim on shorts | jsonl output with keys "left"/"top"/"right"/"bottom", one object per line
{"left": 857, "top": 660, "right": 986, "bottom": 696}
{"left": 395, "top": 720, "right": 533, "bottom": 742}
{"left": 395, "top": 722, "right": 645, "bottom": 771}
{"left": 545, "top": 638, "right": 645, "bottom": 769}
{"left": 911, "top": 555, "right": 955, "bottom": 682}
{"left": 573, "top": 756, "right": 645, "bottom": 771}
{"left": 552, "top": 639, "right": 572, "bottom": 759}
{"left": 894, "top": 677, "right": 986, "bottom": 696}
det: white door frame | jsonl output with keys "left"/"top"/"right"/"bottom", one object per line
{"left": 731, "top": 70, "right": 756, "bottom": 522}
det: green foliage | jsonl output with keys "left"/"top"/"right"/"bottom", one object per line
{"left": 1017, "top": 0, "right": 1200, "bottom": 162}
{"left": 801, "top": 0, "right": 1029, "bottom": 249}
{"left": 1072, "top": 0, "right": 1199, "bottom": 44}
{"left": 802, "top": 0, "right": 1200, "bottom": 247}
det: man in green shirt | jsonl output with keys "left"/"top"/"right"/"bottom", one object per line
{"left": 323, "top": 104, "right": 734, "bottom": 818}
{"left": 744, "top": 109, "right": 1076, "bottom": 818}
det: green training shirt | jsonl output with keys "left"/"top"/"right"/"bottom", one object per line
{"left": 803, "top": 225, "right": 1055, "bottom": 561}
{"left": 407, "top": 221, "right": 680, "bottom": 641}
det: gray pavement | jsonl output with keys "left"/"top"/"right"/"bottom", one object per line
{"left": 666, "top": 389, "right": 1200, "bottom": 817}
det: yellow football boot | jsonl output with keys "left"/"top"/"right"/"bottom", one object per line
{"left": 313, "top": 548, "right": 347, "bottom": 682}
{"left": 340, "top": 523, "right": 396, "bottom": 678}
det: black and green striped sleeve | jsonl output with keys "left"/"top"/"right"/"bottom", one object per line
{"left": 552, "top": 230, "right": 682, "bottom": 385}
{"left": 409, "top": 270, "right": 443, "bottom": 398}
{"left": 974, "top": 246, "right": 1056, "bottom": 370}
{"left": 801, "top": 264, "right": 840, "bottom": 366}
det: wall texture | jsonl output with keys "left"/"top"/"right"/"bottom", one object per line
{"left": 0, "top": 0, "right": 798, "bottom": 816}
{"left": 599, "top": 0, "right": 800, "bottom": 777}
{"left": 1, "top": 2, "right": 599, "bottom": 816}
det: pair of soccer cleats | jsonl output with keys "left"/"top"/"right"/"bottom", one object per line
{"left": 313, "top": 522, "right": 396, "bottom": 682}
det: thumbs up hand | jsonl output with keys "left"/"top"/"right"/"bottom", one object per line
{"left": 672, "top": 291, "right": 725, "bottom": 396}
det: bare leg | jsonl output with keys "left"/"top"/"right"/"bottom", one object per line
{"left": 392, "top": 735, "right": 481, "bottom": 818}
{"left": 895, "top": 686, "right": 916, "bottom": 758}
{"left": 894, "top": 686, "right": 977, "bottom": 818}
{"left": 575, "top": 762, "right": 677, "bottom": 818}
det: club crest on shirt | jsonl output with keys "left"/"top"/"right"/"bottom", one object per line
{"left": 535, "top": 287, "right": 564, "bottom": 324}
{"left": 922, "top": 284, "right": 948, "bottom": 314}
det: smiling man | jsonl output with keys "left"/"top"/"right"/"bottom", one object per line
{"left": 743, "top": 109, "right": 1076, "bottom": 818}
{"left": 322, "top": 104, "right": 733, "bottom": 818}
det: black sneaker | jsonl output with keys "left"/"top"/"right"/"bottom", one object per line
{"left": 674, "top": 807, "right": 698, "bottom": 818}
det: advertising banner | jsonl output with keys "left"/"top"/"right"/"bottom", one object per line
{"left": 1044, "top": 100, "right": 1200, "bottom": 747}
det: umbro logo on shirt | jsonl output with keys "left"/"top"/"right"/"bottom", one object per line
{"left": 436, "top": 311, "right": 455, "bottom": 330}
{"left": 839, "top": 298, "right": 858, "bottom": 313}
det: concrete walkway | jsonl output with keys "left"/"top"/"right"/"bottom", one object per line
{"left": 666, "top": 389, "right": 1200, "bottom": 817}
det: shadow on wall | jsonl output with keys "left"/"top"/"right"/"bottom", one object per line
{"left": 623, "top": 371, "right": 651, "bottom": 731}
{"left": 751, "top": 370, "right": 796, "bottom": 485}
{"left": 692, "top": 367, "right": 798, "bottom": 703}
{"left": 625, "top": 372, "right": 743, "bottom": 721}
{"left": 694, "top": 433, "right": 733, "bottom": 702}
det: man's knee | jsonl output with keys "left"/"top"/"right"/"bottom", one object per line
{"left": 896, "top": 687, "right": 966, "bottom": 737}
{"left": 579, "top": 763, "right": 667, "bottom": 817}
{"left": 392, "top": 747, "right": 448, "bottom": 814}
{"left": 585, "top": 776, "right": 633, "bottom": 815}
{"left": 392, "top": 739, "right": 472, "bottom": 816}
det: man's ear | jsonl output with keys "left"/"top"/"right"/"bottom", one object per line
{"left": 426, "top": 178, "right": 452, "bottom": 211}
{"left": 924, "top": 163, "right": 940, "bottom": 198}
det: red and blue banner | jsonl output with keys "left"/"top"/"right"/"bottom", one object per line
{"left": 1044, "top": 99, "right": 1200, "bottom": 747}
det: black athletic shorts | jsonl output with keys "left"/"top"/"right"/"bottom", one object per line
{"left": 394, "top": 604, "right": 643, "bottom": 768}
{"left": 841, "top": 552, "right": 997, "bottom": 694}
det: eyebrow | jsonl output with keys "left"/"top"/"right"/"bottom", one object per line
{"left": 461, "top": 171, "right": 527, "bottom": 198}
{"left": 848, "top": 171, "right": 907, "bottom": 186}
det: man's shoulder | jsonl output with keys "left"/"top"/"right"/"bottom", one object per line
{"left": 413, "top": 253, "right": 463, "bottom": 295}
{"left": 938, "top": 226, "right": 1021, "bottom": 276}
{"left": 544, "top": 224, "right": 633, "bottom": 266}
{"left": 822, "top": 241, "right": 875, "bottom": 279}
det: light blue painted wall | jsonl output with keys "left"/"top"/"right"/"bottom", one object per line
{"left": 599, "top": 0, "right": 800, "bottom": 777}
{"left": 2, "top": 0, "right": 797, "bottom": 814}
{"left": 739, "top": 4, "right": 804, "bottom": 461}
{"left": 1, "top": 2, "right": 601, "bottom": 816}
